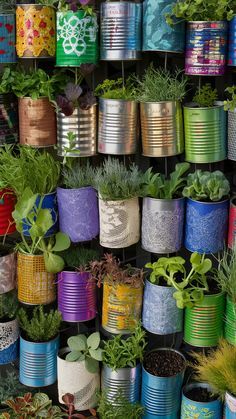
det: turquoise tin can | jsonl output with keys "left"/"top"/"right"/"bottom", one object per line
{"left": 0, "top": 14, "right": 16, "bottom": 63}
{"left": 228, "top": 16, "right": 236, "bottom": 66}
{"left": 181, "top": 383, "right": 222, "bottom": 418}
{"left": 225, "top": 392, "right": 236, "bottom": 418}
{"left": 143, "top": 0, "right": 185, "bottom": 52}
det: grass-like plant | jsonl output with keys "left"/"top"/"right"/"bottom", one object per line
{"left": 182, "top": 170, "right": 230, "bottom": 202}
{"left": 97, "top": 390, "right": 144, "bottom": 419}
{"left": 0, "top": 290, "right": 18, "bottom": 321}
{"left": 193, "top": 84, "right": 218, "bottom": 108}
{"left": 215, "top": 249, "right": 236, "bottom": 304}
{"left": 62, "top": 161, "right": 97, "bottom": 189}
{"left": 95, "top": 78, "right": 137, "bottom": 101}
{"left": 66, "top": 332, "right": 103, "bottom": 373}
{"left": 61, "top": 246, "right": 99, "bottom": 269}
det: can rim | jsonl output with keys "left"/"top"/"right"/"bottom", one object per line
{"left": 145, "top": 280, "right": 176, "bottom": 291}
{"left": 20, "top": 334, "right": 59, "bottom": 345}
{"left": 99, "top": 97, "right": 136, "bottom": 104}
{"left": 182, "top": 382, "right": 219, "bottom": 403}
{"left": 140, "top": 100, "right": 180, "bottom": 105}
{"left": 143, "top": 196, "right": 185, "bottom": 203}
{"left": 142, "top": 348, "right": 186, "bottom": 378}
{"left": 187, "top": 20, "right": 227, "bottom": 24}
{"left": 57, "top": 185, "right": 94, "bottom": 193}
{"left": 184, "top": 102, "right": 223, "bottom": 110}
{"left": 102, "top": 363, "right": 141, "bottom": 373}
{"left": 187, "top": 197, "right": 229, "bottom": 205}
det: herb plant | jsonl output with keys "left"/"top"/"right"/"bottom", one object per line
{"left": 0, "top": 371, "right": 26, "bottom": 405}
{"left": 224, "top": 86, "right": 236, "bottom": 111}
{"left": 17, "top": 306, "right": 62, "bottom": 342}
{"left": 215, "top": 249, "right": 236, "bottom": 304}
{"left": 58, "top": 0, "right": 94, "bottom": 13}
{"left": 66, "top": 332, "right": 103, "bottom": 373}
{"left": 95, "top": 78, "right": 137, "bottom": 101}
{"left": 193, "top": 84, "right": 218, "bottom": 108}
{"left": 0, "top": 290, "right": 18, "bottom": 321}
{"left": 182, "top": 170, "right": 230, "bottom": 202}
{"left": 61, "top": 246, "right": 99, "bottom": 269}
{"left": 62, "top": 161, "right": 97, "bottom": 189}
{"left": 97, "top": 391, "right": 144, "bottom": 419}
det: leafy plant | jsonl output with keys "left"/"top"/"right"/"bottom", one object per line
{"left": 61, "top": 246, "right": 99, "bottom": 269}
{"left": 193, "top": 84, "right": 218, "bottom": 108}
{"left": 224, "top": 86, "right": 236, "bottom": 111}
{"left": 60, "top": 132, "right": 81, "bottom": 166}
{"left": 56, "top": 82, "right": 83, "bottom": 116}
{"left": 97, "top": 391, "right": 144, "bottom": 419}
{"left": 61, "top": 393, "right": 97, "bottom": 419}
{"left": 182, "top": 170, "right": 230, "bottom": 202}
{"left": 17, "top": 306, "right": 62, "bottom": 342}
{"left": 0, "top": 0, "right": 15, "bottom": 13}
{"left": 0, "top": 371, "right": 27, "bottom": 406}
{"left": 0, "top": 290, "right": 18, "bottom": 321}
{"left": 215, "top": 249, "right": 236, "bottom": 304}
{"left": 58, "top": 0, "right": 95, "bottom": 13}
{"left": 146, "top": 253, "right": 212, "bottom": 308}
{"left": 141, "top": 162, "right": 190, "bottom": 199}
{"left": 62, "top": 161, "right": 97, "bottom": 189}
{"left": 95, "top": 78, "right": 137, "bottom": 101}
{"left": 66, "top": 332, "right": 103, "bottom": 373}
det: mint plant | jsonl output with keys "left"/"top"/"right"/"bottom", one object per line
{"left": 66, "top": 332, "right": 103, "bottom": 373}
{"left": 182, "top": 170, "right": 230, "bottom": 202}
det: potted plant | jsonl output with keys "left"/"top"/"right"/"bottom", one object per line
{"left": 0, "top": 245, "right": 16, "bottom": 294}
{"left": 181, "top": 383, "right": 222, "bottom": 418}
{"left": 95, "top": 78, "right": 138, "bottom": 155}
{"left": 141, "top": 162, "right": 189, "bottom": 254}
{"left": 183, "top": 169, "right": 230, "bottom": 254}
{"left": 90, "top": 254, "right": 144, "bottom": 335}
{"left": 57, "top": 161, "right": 99, "bottom": 243}
{"left": 97, "top": 391, "right": 144, "bottom": 419}
{"left": 0, "top": 290, "right": 19, "bottom": 365}
{"left": 141, "top": 348, "right": 186, "bottom": 418}
{"left": 184, "top": 84, "right": 227, "bottom": 163}
{"left": 102, "top": 324, "right": 146, "bottom": 405}
{"left": 57, "top": 332, "right": 102, "bottom": 411}
{"left": 136, "top": 65, "right": 187, "bottom": 157}
{"left": 1, "top": 392, "right": 64, "bottom": 417}
{"left": 95, "top": 158, "right": 142, "bottom": 248}
{"left": 58, "top": 246, "right": 98, "bottom": 322}
{"left": 224, "top": 86, "right": 236, "bottom": 162}
{"left": 56, "top": 0, "right": 98, "bottom": 67}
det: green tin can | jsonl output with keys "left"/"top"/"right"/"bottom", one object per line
{"left": 184, "top": 104, "right": 226, "bottom": 163}
{"left": 184, "top": 293, "right": 225, "bottom": 347}
{"left": 225, "top": 296, "right": 236, "bottom": 345}
{"left": 56, "top": 10, "right": 99, "bottom": 67}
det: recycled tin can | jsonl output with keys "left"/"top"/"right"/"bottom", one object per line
{"left": 0, "top": 318, "right": 19, "bottom": 365}
{"left": 0, "top": 188, "right": 16, "bottom": 236}
{"left": 0, "top": 94, "right": 18, "bottom": 145}
{"left": 101, "top": 364, "right": 141, "bottom": 404}
{"left": 225, "top": 392, "right": 236, "bottom": 418}
{"left": 228, "top": 16, "right": 236, "bottom": 66}
{"left": 181, "top": 383, "right": 222, "bottom": 418}
{"left": 0, "top": 251, "right": 16, "bottom": 294}
{"left": 224, "top": 296, "right": 236, "bottom": 346}
{"left": 0, "top": 14, "right": 16, "bottom": 63}
{"left": 228, "top": 110, "right": 236, "bottom": 161}
{"left": 228, "top": 198, "right": 236, "bottom": 249}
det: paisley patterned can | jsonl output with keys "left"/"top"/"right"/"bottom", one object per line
{"left": 228, "top": 16, "right": 236, "bottom": 66}
{"left": 0, "top": 318, "right": 19, "bottom": 365}
{"left": 225, "top": 392, "right": 236, "bottom": 418}
{"left": 228, "top": 110, "right": 236, "bottom": 161}
{"left": 181, "top": 383, "right": 222, "bottom": 419}
{"left": 0, "top": 14, "right": 16, "bottom": 63}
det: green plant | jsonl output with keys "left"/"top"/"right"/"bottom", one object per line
{"left": 215, "top": 249, "right": 236, "bottom": 304}
{"left": 146, "top": 253, "right": 212, "bottom": 308}
{"left": 102, "top": 323, "right": 146, "bottom": 370}
{"left": 224, "top": 86, "right": 236, "bottom": 111}
{"left": 66, "top": 332, "right": 103, "bottom": 373}
{"left": 0, "top": 0, "right": 15, "bottom": 13}
{"left": 58, "top": 0, "right": 95, "bottom": 14}
{"left": 95, "top": 78, "right": 137, "bottom": 101}
{"left": 61, "top": 393, "right": 97, "bottom": 419}
{"left": 193, "top": 84, "right": 218, "bottom": 108}
{"left": 62, "top": 161, "right": 97, "bottom": 189}
{"left": 61, "top": 246, "right": 99, "bottom": 269}
{"left": 0, "top": 290, "right": 18, "bottom": 321}
{"left": 60, "top": 132, "right": 81, "bottom": 166}
{"left": 18, "top": 306, "right": 62, "bottom": 342}
{"left": 182, "top": 170, "right": 230, "bottom": 202}
{"left": 0, "top": 371, "right": 26, "bottom": 405}
{"left": 141, "top": 162, "right": 190, "bottom": 199}
{"left": 97, "top": 391, "right": 144, "bottom": 419}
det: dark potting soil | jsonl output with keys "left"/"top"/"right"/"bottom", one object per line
{"left": 186, "top": 387, "right": 217, "bottom": 403}
{"left": 144, "top": 350, "right": 185, "bottom": 377}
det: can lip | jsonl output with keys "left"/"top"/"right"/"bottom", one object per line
{"left": 99, "top": 97, "right": 136, "bottom": 104}
{"left": 140, "top": 100, "right": 180, "bottom": 105}
{"left": 142, "top": 348, "right": 186, "bottom": 378}
{"left": 20, "top": 334, "right": 59, "bottom": 345}
{"left": 226, "top": 391, "right": 236, "bottom": 399}
{"left": 184, "top": 102, "right": 223, "bottom": 109}
{"left": 182, "top": 382, "right": 219, "bottom": 402}
{"left": 17, "top": 3, "right": 54, "bottom": 7}
{"left": 143, "top": 196, "right": 185, "bottom": 203}
{"left": 98, "top": 195, "right": 138, "bottom": 203}
{"left": 187, "top": 197, "right": 229, "bottom": 205}
{"left": 102, "top": 363, "right": 141, "bottom": 372}
{"left": 57, "top": 185, "right": 94, "bottom": 192}
{"left": 187, "top": 20, "right": 227, "bottom": 24}
{"left": 0, "top": 12, "right": 15, "bottom": 15}
{"left": 145, "top": 280, "right": 175, "bottom": 290}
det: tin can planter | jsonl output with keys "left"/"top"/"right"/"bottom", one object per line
{"left": 185, "top": 21, "right": 228, "bottom": 76}
{"left": 98, "top": 98, "right": 138, "bottom": 155}
{"left": 184, "top": 198, "right": 229, "bottom": 254}
{"left": 0, "top": 250, "right": 16, "bottom": 294}
{"left": 57, "top": 186, "right": 99, "bottom": 243}
{"left": 17, "top": 253, "right": 56, "bottom": 305}
{"left": 102, "top": 282, "right": 143, "bottom": 334}
{"left": 0, "top": 189, "right": 16, "bottom": 236}
{"left": 181, "top": 383, "right": 222, "bottom": 418}
{"left": 224, "top": 296, "right": 236, "bottom": 346}
{"left": 19, "top": 335, "right": 59, "bottom": 387}
{"left": 142, "top": 0, "right": 185, "bottom": 53}
{"left": 225, "top": 392, "right": 236, "bottom": 418}
{"left": 100, "top": 1, "right": 142, "bottom": 61}
{"left": 57, "top": 105, "right": 97, "bottom": 157}
{"left": 184, "top": 104, "right": 226, "bottom": 163}
{"left": 228, "top": 198, "right": 236, "bottom": 249}
{"left": 101, "top": 364, "right": 141, "bottom": 404}
{"left": 141, "top": 348, "right": 186, "bottom": 419}
{"left": 229, "top": 17, "right": 236, "bottom": 66}
{"left": 16, "top": 5, "right": 55, "bottom": 58}
{"left": 99, "top": 197, "right": 140, "bottom": 248}
{"left": 0, "top": 318, "right": 19, "bottom": 365}
{"left": 228, "top": 111, "right": 236, "bottom": 161}
{"left": 142, "top": 281, "right": 183, "bottom": 335}
{"left": 56, "top": 10, "right": 98, "bottom": 66}
{"left": 58, "top": 271, "right": 97, "bottom": 322}
{"left": 140, "top": 101, "right": 184, "bottom": 157}
{"left": 184, "top": 292, "right": 225, "bottom": 348}
{"left": 0, "top": 94, "right": 18, "bottom": 145}
{"left": 0, "top": 14, "right": 16, "bottom": 63}
{"left": 22, "top": 192, "right": 57, "bottom": 238}
{"left": 141, "top": 197, "right": 185, "bottom": 254}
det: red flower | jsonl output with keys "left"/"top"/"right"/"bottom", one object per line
{"left": 33, "top": 29, "right": 39, "bottom": 37}
{"left": 25, "top": 19, "right": 31, "bottom": 29}
{"left": 19, "top": 29, "right": 24, "bottom": 37}
{"left": 49, "top": 28, "right": 54, "bottom": 36}
{"left": 39, "top": 20, "right": 46, "bottom": 28}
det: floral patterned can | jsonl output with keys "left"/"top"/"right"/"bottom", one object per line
{"left": 0, "top": 14, "right": 16, "bottom": 63}
{"left": 181, "top": 383, "right": 222, "bottom": 419}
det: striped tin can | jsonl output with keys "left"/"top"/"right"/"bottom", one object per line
{"left": 228, "top": 198, "right": 236, "bottom": 249}
{"left": 142, "top": 0, "right": 185, "bottom": 53}
{"left": 141, "top": 349, "right": 186, "bottom": 419}
{"left": 181, "top": 383, "right": 222, "bottom": 419}
{"left": 140, "top": 101, "right": 184, "bottom": 157}
{"left": 224, "top": 296, "right": 236, "bottom": 346}
{"left": 0, "top": 188, "right": 16, "bottom": 236}
{"left": 98, "top": 98, "right": 138, "bottom": 155}
{"left": 101, "top": 365, "right": 141, "bottom": 405}
{"left": 19, "top": 335, "right": 59, "bottom": 387}
{"left": 58, "top": 271, "right": 97, "bottom": 323}
{"left": 184, "top": 105, "right": 226, "bottom": 163}
{"left": 57, "top": 105, "right": 97, "bottom": 157}
{"left": 0, "top": 94, "right": 18, "bottom": 145}
{"left": 100, "top": 2, "right": 142, "bottom": 61}
{"left": 228, "top": 110, "right": 236, "bottom": 161}
{"left": 225, "top": 392, "right": 236, "bottom": 418}
{"left": 0, "top": 251, "right": 16, "bottom": 294}
{"left": 0, "top": 14, "right": 16, "bottom": 63}
{"left": 228, "top": 17, "right": 236, "bottom": 66}
{"left": 0, "top": 318, "right": 19, "bottom": 365}
{"left": 185, "top": 21, "right": 228, "bottom": 76}
{"left": 102, "top": 282, "right": 143, "bottom": 334}
{"left": 56, "top": 11, "right": 98, "bottom": 66}
{"left": 184, "top": 293, "right": 225, "bottom": 348}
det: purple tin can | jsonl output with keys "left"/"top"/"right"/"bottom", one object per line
{"left": 228, "top": 16, "right": 236, "bottom": 66}
{"left": 185, "top": 21, "right": 228, "bottom": 76}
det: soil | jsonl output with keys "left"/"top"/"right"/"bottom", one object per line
{"left": 144, "top": 350, "right": 185, "bottom": 377}
{"left": 185, "top": 386, "right": 217, "bottom": 402}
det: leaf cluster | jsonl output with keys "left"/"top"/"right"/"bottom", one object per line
{"left": 193, "top": 84, "right": 218, "bottom": 108}
{"left": 61, "top": 246, "right": 99, "bottom": 270}
{"left": 58, "top": 0, "right": 95, "bottom": 15}
{"left": 224, "top": 86, "right": 236, "bottom": 111}
{"left": 0, "top": 0, "right": 16, "bottom": 13}
{"left": 95, "top": 77, "right": 137, "bottom": 101}
{"left": 215, "top": 249, "right": 236, "bottom": 303}
{"left": 61, "top": 393, "right": 97, "bottom": 419}
{"left": 182, "top": 170, "right": 230, "bottom": 202}
{"left": 0, "top": 371, "right": 26, "bottom": 406}
{"left": 66, "top": 332, "right": 103, "bottom": 373}
{"left": 17, "top": 306, "right": 62, "bottom": 342}
{"left": 97, "top": 391, "right": 144, "bottom": 419}
{"left": 62, "top": 161, "right": 97, "bottom": 189}
{"left": 0, "top": 290, "right": 18, "bottom": 321}
{"left": 166, "top": 0, "right": 236, "bottom": 23}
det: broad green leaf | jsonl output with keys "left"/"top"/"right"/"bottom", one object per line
{"left": 87, "top": 332, "right": 100, "bottom": 350}
{"left": 51, "top": 232, "right": 70, "bottom": 252}
{"left": 43, "top": 252, "right": 65, "bottom": 274}
{"left": 85, "top": 357, "right": 99, "bottom": 374}
{"left": 65, "top": 351, "right": 82, "bottom": 362}
{"left": 12, "top": 188, "right": 37, "bottom": 222}
{"left": 89, "top": 348, "right": 103, "bottom": 361}
{"left": 34, "top": 208, "right": 54, "bottom": 235}
{"left": 67, "top": 335, "right": 87, "bottom": 351}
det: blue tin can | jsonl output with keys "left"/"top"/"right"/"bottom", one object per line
{"left": 181, "top": 383, "right": 222, "bottom": 418}
{"left": 142, "top": 0, "right": 185, "bottom": 52}
{"left": 23, "top": 192, "right": 58, "bottom": 237}
{"left": 19, "top": 335, "right": 59, "bottom": 387}
{"left": 228, "top": 17, "right": 236, "bottom": 66}
{"left": 225, "top": 392, "right": 236, "bottom": 418}
{"left": 0, "top": 14, "right": 16, "bottom": 63}
{"left": 184, "top": 198, "right": 229, "bottom": 254}
{"left": 0, "top": 319, "right": 19, "bottom": 365}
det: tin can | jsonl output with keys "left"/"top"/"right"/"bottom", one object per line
{"left": 0, "top": 94, "right": 18, "bottom": 145}
{"left": 0, "top": 318, "right": 19, "bottom": 365}
{"left": 184, "top": 105, "right": 226, "bottom": 163}
{"left": 140, "top": 101, "right": 184, "bottom": 157}
{"left": 100, "top": 1, "right": 142, "bottom": 61}
{"left": 142, "top": 0, "right": 185, "bottom": 53}
{"left": 225, "top": 392, "right": 236, "bottom": 418}
{"left": 101, "top": 364, "right": 141, "bottom": 404}
{"left": 185, "top": 21, "right": 227, "bottom": 76}
{"left": 224, "top": 296, "right": 236, "bottom": 346}
{"left": 181, "top": 383, "right": 222, "bottom": 418}
{"left": 228, "top": 110, "right": 236, "bottom": 161}
{"left": 228, "top": 16, "right": 236, "bottom": 66}
{"left": 98, "top": 98, "right": 138, "bottom": 155}
{"left": 0, "top": 188, "right": 16, "bottom": 236}
{"left": 228, "top": 198, "right": 236, "bottom": 249}
{"left": 0, "top": 14, "right": 16, "bottom": 63}
{"left": 0, "top": 251, "right": 16, "bottom": 294}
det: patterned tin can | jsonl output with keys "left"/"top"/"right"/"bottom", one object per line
{"left": 228, "top": 111, "right": 236, "bottom": 161}
{"left": 228, "top": 17, "right": 236, "bottom": 66}
{"left": 0, "top": 318, "right": 19, "bottom": 365}
{"left": 102, "top": 282, "right": 143, "bottom": 334}
{"left": 185, "top": 21, "right": 228, "bottom": 76}
{"left": 0, "top": 14, "right": 16, "bottom": 63}
{"left": 58, "top": 271, "right": 97, "bottom": 323}
{"left": 98, "top": 98, "right": 138, "bottom": 155}
{"left": 184, "top": 198, "right": 229, "bottom": 254}
{"left": 57, "top": 105, "right": 97, "bottom": 157}
{"left": 141, "top": 197, "right": 185, "bottom": 254}
{"left": 184, "top": 105, "right": 226, "bottom": 163}
{"left": 0, "top": 188, "right": 16, "bottom": 236}
{"left": 0, "top": 94, "right": 18, "bottom": 145}
{"left": 224, "top": 296, "right": 236, "bottom": 346}
{"left": 142, "top": 0, "right": 185, "bottom": 53}
{"left": 56, "top": 11, "right": 98, "bottom": 66}
{"left": 225, "top": 392, "right": 236, "bottom": 418}
{"left": 101, "top": 365, "right": 141, "bottom": 404}
{"left": 19, "top": 335, "right": 59, "bottom": 387}
{"left": 181, "top": 383, "right": 222, "bottom": 418}
{"left": 184, "top": 293, "right": 225, "bottom": 348}
{"left": 140, "top": 101, "right": 184, "bottom": 157}
{"left": 228, "top": 198, "right": 236, "bottom": 249}
{"left": 100, "top": 2, "right": 142, "bottom": 61}
{"left": 0, "top": 251, "right": 16, "bottom": 294}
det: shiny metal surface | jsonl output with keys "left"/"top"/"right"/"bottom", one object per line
{"left": 101, "top": 364, "right": 141, "bottom": 404}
